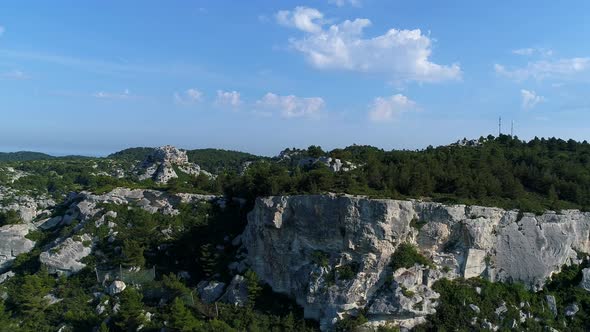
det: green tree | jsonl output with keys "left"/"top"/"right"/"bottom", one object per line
{"left": 114, "top": 288, "right": 146, "bottom": 331}
{"left": 168, "top": 297, "right": 204, "bottom": 331}
{"left": 121, "top": 240, "right": 145, "bottom": 267}
{"left": 244, "top": 270, "right": 262, "bottom": 307}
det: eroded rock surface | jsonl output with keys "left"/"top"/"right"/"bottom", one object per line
{"left": 40, "top": 234, "right": 93, "bottom": 275}
{"left": 0, "top": 224, "right": 35, "bottom": 271}
{"left": 135, "top": 145, "right": 210, "bottom": 184}
{"left": 242, "top": 195, "right": 590, "bottom": 330}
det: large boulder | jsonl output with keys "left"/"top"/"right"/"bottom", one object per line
{"left": 108, "top": 280, "right": 127, "bottom": 295}
{"left": 40, "top": 234, "right": 92, "bottom": 275}
{"left": 0, "top": 224, "right": 35, "bottom": 271}
{"left": 197, "top": 280, "right": 226, "bottom": 304}
{"left": 219, "top": 275, "right": 248, "bottom": 306}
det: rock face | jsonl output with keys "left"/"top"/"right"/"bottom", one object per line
{"left": 0, "top": 187, "right": 55, "bottom": 223}
{"left": 242, "top": 195, "right": 590, "bottom": 330}
{"left": 40, "top": 234, "right": 92, "bottom": 275}
{"left": 0, "top": 224, "right": 35, "bottom": 271}
{"left": 135, "top": 145, "right": 209, "bottom": 184}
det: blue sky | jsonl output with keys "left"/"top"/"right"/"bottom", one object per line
{"left": 1, "top": 1, "right": 590, "bottom": 156}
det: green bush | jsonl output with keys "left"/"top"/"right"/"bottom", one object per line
{"left": 389, "top": 243, "right": 433, "bottom": 272}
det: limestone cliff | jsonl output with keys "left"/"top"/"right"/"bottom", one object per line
{"left": 241, "top": 195, "right": 590, "bottom": 329}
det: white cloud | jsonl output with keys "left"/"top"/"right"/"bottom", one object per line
{"left": 521, "top": 89, "right": 545, "bottom": 110}
{"left": 369, "top": 94, "right": 417, "bottom": 121}
{"left": 276, "top": 7, "right": 461, "bottom": 83}
{"left": 174, "top": 88, "right": 203, "bottom": 104}
{"left": 216, "top": 90, "right": 241, "bottom": 108}
{"left": 495, "top": 58, "right": 590, "bottom": 81}
{"left": 512, "top": 47, "right": 553, "bottom": 57}
{"left": 1, "top": 70, "right": 28, "bottom": 80}
{"left": 329, "top": 0, "right": 362, "bottom": 7}
{"left": 0, "top": 26, "right": 4, "bottom": 36}
{"left": 276, "top": 7, "right": 324, "bottom": 33}
{"left": 256, "top": 92, "right": 325, "bottom": 118}
{"left": 93, "top": 89, "right": 133, "bottom": 100}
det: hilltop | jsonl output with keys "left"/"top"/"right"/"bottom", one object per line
{"left": 1, "top": 136, "right": 590, "bottom": 331}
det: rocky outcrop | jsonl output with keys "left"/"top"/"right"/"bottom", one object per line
{"left": 40, "top": 234, "right": 92, "bottom": 275}
{"left": 219, "top": 275, "right": 249, "bottom": 306}
{"left": 135, "top": 145, "right": 210, "bottom": 184}
{"left": 297, "top": 157, "right": 357, "bottom": 172}
{"left": 0, "top": 224, "right": 35, "bottom": 271}
{"left": 0, "top": 188, "right": 55, "bottom": 223}
{"left": 242, "top": 195, "right": 590, "bottom": 330}
{"left": 197, "top": 280, "right": 226, "bottom": 304}
{"left": 64, "top": 188, "right": 220, "bottom": 222}
{"left": 108, "top": 280, "right": 127, "bottom": 295}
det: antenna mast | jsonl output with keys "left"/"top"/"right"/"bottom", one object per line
{"left": 498, "top": 116, "right": 502, "bottom": 136}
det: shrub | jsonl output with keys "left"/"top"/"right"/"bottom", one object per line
{"left": 389, "top": 243, "right": 433, "bottom": 272}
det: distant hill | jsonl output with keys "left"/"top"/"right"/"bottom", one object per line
{"left": 0, "top": 151, "right": 55, "bottom": 162}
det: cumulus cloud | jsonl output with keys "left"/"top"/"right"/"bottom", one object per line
{"left": 495, "top": 58, "right": 590, "bottom": 81}
{"left": 174, "top": 88, "right": 203, "bottom": 104}
{"left": 93, "top": 89, "right": 133, "bottom": 100}
{"left": 216, "top": 90, "right": 241, "bottom": 108}
{"left": 276, "top": 7, "right": 461, "bottom": 83}
{"left": 276, "top": 6, "right": 324, "bottom": 33}
{"left": 329, "top": 0, "right": 362, "bottom": 7}
{"left": 521, "top": 89, "right": 545, "bottom": 110}
{"left": 256, "top": 92, "right": 325, "bottom": 118}
{"left": 369, "top": 94, "right": 417, "bottom": 121}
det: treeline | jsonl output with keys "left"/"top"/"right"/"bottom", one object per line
{"left": 223, "top": 136, "right": 590, "bottom": 212}
{"left": 6, "top": 136, "right": 590, "bottom": 212}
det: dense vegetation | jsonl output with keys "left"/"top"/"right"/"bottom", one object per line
{"left": 186, "top": 149, "right": 265, "bottom": 174}
{"left": 227, "top": 136, "right": 590, "bottom": 212}
{"left": 8, "top": 135, "right": 590, "bottom": 212}
{"left": 418, "top": 259, "right": 590, "bottom": 331}
{"left": 0, "top": 201, "right": 317, "bottom": 331}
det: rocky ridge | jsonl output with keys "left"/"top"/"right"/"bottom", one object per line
{"left": 0, "top": 187, "right": 221, "bottom": 275}
{"left": 135, "top": 145, "right": 211, "bottom": 184}
{"left": 241, "top": 195, "right": 590, "bottom": 330}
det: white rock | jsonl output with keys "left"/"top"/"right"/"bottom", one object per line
{"left": 565, "top": 303, "right": 579, "bottom": 317}
{"left": 108, "top": 280, "right": 127, "bottom": 295}
{"left": 464, "top": 249, "right": 487, "bottom": 279}
{"left": 40, "top": 234, "right": 92, "bottom": 275}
